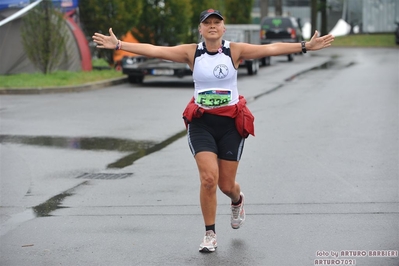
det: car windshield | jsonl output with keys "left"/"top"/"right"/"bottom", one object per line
{"left": 261, "top": 18, "right": 292, "bottom": 29}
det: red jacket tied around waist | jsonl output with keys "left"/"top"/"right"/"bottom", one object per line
{"left": 182, "top": 95, "right": 255, "bottom": 138}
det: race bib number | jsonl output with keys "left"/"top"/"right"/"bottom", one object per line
{"left": 196, "top": 89, "right": 232, "bottom": 107}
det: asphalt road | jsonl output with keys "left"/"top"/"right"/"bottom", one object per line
{"left": 0, "top": 48, "right": 398, "bottom": 266}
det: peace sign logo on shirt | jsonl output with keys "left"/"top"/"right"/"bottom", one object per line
{"left": 213, "top": 64, "right": 229, "bottom": 79}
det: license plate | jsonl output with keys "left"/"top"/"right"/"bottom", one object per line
{"left": 152, "top": 69, "right": 174, "bottom": 75}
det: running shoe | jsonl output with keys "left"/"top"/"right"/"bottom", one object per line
{"left": 231, "top": 192, "right": 245, "bottom": 229}
{"left": 199, "top": 230, "right": 217, "bottom": 253}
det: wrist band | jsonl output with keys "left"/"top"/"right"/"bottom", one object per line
{"left": 115, "top": 40, "right": 121, "bottom": 50}
{"left": 301, "top": 41, "right": 307, "bottom": 53}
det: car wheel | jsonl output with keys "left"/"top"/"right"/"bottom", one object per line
{"left": 128, "top": 75, "right": 144, "bottom": 84}
{"left": 136, "top": 76, "right": 144, "bottom": 83}
{"left": 246, "top": 61, "right": 254, "bottom": 75}
{"left": 261, "top": 56, "right": 271, "bottom": 66}
{"left": 255, "top": 59, "right": 259, "bottom": 74}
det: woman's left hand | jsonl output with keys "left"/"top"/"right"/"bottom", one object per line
{"left": 92, "top": 28, "right": 118, "bottom": 50}
{"left": 308, "top": 30, "right": 335, "bottom": 51}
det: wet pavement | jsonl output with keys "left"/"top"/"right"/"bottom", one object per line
{"left": 0, "top": 48, "right": 398, "bottom": 266}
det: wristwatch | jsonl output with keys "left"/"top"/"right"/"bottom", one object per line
{"left": 301, "top": 41, "right": 307, "bottom": 53}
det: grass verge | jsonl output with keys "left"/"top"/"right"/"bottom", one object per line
{"left": 0, "top": 70, "right": 123, "bottom": 89}
{"left": 0, "top": 59, "right": 123, "bottom": 89}
{"left": 332, "top": 33, "right": 397, "bottom": 47}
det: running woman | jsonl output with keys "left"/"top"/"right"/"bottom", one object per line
{"left": 92, "top": 8, "right": 334, "bottom": 253}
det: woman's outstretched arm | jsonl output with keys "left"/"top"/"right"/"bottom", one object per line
{"left": 92, "top": 28, "right": 196, "bottom": 65}
{"left": 233, "top": 30, "right": 335, "bottom": 62}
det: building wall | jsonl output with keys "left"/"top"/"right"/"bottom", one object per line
{"left": 362, "top": 0, "right": 399, "bottom": 33}
{"left": 252, "top": 0, "right": 398, "bottom": 33}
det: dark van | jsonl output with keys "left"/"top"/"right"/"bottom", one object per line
{"left": 260, "top": 16, "right": 304, "bottom": 61}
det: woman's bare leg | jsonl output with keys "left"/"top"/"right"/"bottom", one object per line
{"left": 218, "top": 159, "right": 241, "bottom": 202}
{"left": 194, "top": 151, "right": 219, "bottom": 226}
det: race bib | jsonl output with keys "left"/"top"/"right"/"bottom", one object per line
{"left": 196, "top": 89, "right": 232, "bottom": 107}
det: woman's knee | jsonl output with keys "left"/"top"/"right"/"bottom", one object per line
{"left": 200, "top": 172, "right": 218, "bottom": 191}
{"left": 195, "top": 152, "right": 219, "bottom": 191}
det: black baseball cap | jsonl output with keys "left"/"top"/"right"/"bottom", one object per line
{"left": 199, "top": 9, "right": 224, "bottom": 23}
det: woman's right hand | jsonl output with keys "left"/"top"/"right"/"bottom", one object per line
{"left": 92, "top": 28, "right": 118, "bottom": 50}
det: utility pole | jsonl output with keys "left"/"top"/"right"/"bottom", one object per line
{"left": 260, "top": 0, "right": 269, "bottom": 20}
{"left": 311, "top": 0, "right": 318, "bottom": 37}
{"left": 275, "top": 0, "right": 282, "bottom": 16}
{"left": 320, "top": 0, "right": 328, "bottom": 35}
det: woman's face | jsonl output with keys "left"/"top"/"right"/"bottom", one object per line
{"left": 199, "top": 16, "right": 225, "bottom": 39}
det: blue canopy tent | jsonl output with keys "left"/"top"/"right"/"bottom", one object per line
{"left": 0, "top": 0, "right": 79, "bottom": 12}
{"left": 0, "top": 0, "right": 30, "bottom": 11}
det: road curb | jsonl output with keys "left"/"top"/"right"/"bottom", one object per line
{"left": 0, "top": 76, "right": 128, "bottom": 95}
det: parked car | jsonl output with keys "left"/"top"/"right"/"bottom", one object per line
{"left": 395, "top": 21, "right": 399, "bottom": 45}
{"left": 121, "top": 55, "right": 192, "bottom": 83}
{"left": 224, "top": 24, "right": 267, "bottom": 73}
{"left": 260, "top": 16, "right": 304, "bottom": 62}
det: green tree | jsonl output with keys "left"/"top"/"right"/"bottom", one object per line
{"left": 134, "top": 0, "right": 192, "bottom": 45}
{"left": 20, "top": 0, "right": 68, "bottom": 74}
{"left": 79, "top": 0, "right": 144, "bottom": 64}
{"left": 224, "top": 0, "right": 254, "bottom": 24}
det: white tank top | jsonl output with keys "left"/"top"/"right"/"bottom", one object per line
{"left": 192, "top": 40, "right": 238, "bottom": 108}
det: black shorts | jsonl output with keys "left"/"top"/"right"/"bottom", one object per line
{"left": 187, "top": 113, "right": 245, "bottom": 161}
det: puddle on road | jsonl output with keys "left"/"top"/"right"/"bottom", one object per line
{"left": 0, "top": 131, "right": 187, "bottom": 168}
{"left": 0, "top": 181, "right": 88, "bottom": 234}
{"left": 107, "top": 130, "right": 187, "bottom": 168}
{"left": 0, "top": 135, "right": 156, "bottom": 152}
{"left": 10, "top": 131, "right": 187, "bottom": 218}
{"left": 0, "top": 131, "right": 188, "bottom": 223}
{"left": 32, "top": 181, "right": 89, "bottom": 217}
